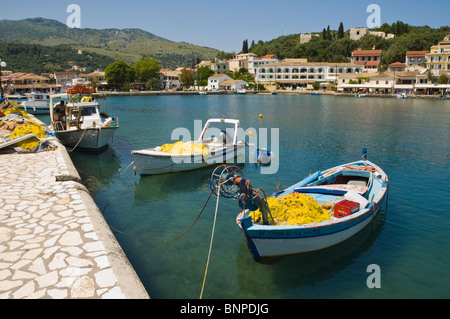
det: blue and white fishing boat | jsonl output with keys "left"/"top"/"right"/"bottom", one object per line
{"left": 210, "top": 149, "right": 388, "bottom": 261}
{"left": 19, "top": 92, "right": 50, "bottom": 115}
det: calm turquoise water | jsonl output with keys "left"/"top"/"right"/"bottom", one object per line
{"left": 64, "top": 94, "right": 449, "bottom": 299}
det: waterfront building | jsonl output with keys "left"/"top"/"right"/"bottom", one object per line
{"left": 2, "top": 72, "right": 56, "bottom": 94}
{"left": 248, "top": 54, "right": 280, "bottom": 75}
{"left": 426, "top": 35, "right": 450, "bottom": 76}
{"left": 255, "top": 60, "right": 363, "bottom": 91}
{"left": 207, "top": 74, "right": 233, "bottom": 91}
{"left": 351, "top": 49, "right": 383, "bottom": 73}
{"left": 54, "top": 72, "right": 78, "bottom": 87}
{"left": 338, "top": 70, "right": 449, "bottom": 95}
{"left": 82, "top": 71, "right": 106, "bottom": 85}
{"left": 219, "top": 79, "right": 249, "bottom": 91}
{"left": 159, "top": 69, "right": 180, "bottom": 90}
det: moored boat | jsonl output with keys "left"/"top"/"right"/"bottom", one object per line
{"left": 49, "top": 89, "right": 119, "bottom": 152}
{"left": 19, "top": 92, "right": 50, "bottom": 115}
{"left": 210, "top": 149, "right": 388, "bottom": 261}
{"left": 132, "top": 118, "right": 246, "bottom": 176}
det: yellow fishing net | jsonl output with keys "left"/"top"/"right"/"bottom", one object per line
{"left": 2, "top": 105, "right": 31, "bottom": 120}
{"left": 1, "top": 101, "right": 48, "bottom": 151}
{"left": 160, "top": 141, "right": 211, "bottom": 156}
{"left": 7, "top": 124, "right": 47, "bottom": 150}
{"left": 250, "top": 192, "right": 332, "bottom": 226}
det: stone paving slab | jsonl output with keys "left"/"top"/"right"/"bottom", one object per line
{"left": 0, "top": 139, "right": 149, "bottom": 299}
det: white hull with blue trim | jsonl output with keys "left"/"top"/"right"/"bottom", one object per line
{"left": 132, "top": 119, "right": 245, "bottom": 176}
{"left": 236, "top": 159, "right": 388, "bottom": 261}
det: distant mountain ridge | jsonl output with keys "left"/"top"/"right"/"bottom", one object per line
{"left": 0, "top": 18, "right": 219, "bottom": 68}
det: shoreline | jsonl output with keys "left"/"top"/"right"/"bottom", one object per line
{"left": 101, "top": 90, "right": 447, "bottom": 99}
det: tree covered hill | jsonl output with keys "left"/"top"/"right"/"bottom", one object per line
{"left": 248, "top": 22, "right": 450, "bottom": 69}
{"left": 0, "top": 42, "right": 116, "bottom": 74}
{"left": 0, "top": 18, "right": 219, "bottom": 69}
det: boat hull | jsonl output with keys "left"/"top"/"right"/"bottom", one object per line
{"left": 19, "top": 105, "right": 50, "bottom": 115}
{"left": 237, "top": 160, "right": 388, "bottom": 261}
{"left": 55, "top": 126, "right": 118, "bottom": 152}
{"left": 132, "top": 144, "right": 245, "bottom": 176}
{"left": 238, "top": 202, "right": 383, "bottom": 261}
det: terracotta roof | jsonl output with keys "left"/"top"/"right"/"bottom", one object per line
{"left": 389, "top": 62, "right": 407, "bottom": 68}
{"left": 208, "top": 74, "right": 231, "bottom": 79}
{"left": 1, "top": 72, "right": 29, "bottom": 81}
{"left": 352, "top": 50, "right": 383, "bottom": 57}
{"left": 365, "top": 61, "right": 381, "bottom": 67}
{"left": 406, "top": 51, "right": 428, "bottom": 57}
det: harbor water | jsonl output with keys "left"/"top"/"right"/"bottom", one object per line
{"left": 47, "top": 94, "right": 449, "bottom": 299}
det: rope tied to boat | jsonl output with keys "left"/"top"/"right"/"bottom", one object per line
{"left": 69, "top": 127, "right": 88, "bottom": 152}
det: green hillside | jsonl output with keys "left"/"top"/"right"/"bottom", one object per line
{"left": 0, "top": 18, "right": 219, "bottom": 69}
{"left": 248, "top": 23, "right": 450, "bottom": 69}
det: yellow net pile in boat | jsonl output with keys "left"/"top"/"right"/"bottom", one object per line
{"left": 160, "top": 141, "right": 211, "bottom": 156}
{"left": 250, "top": 192, "right": 332, "bottom": 226}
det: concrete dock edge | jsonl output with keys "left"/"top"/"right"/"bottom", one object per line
{"left": 0, "top": 136, "right": 149, "bottom": 299}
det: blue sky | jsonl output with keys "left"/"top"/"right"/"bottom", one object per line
{"left": 1, "top": 0, "right": 449, "bottom": 52}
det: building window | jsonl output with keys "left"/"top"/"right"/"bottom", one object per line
{"left": 329, "top": 68, "right": 334, "bottom": 73}
{"left": 309, "top": 68, "right": 315, "bottom": 73}
{"left": 301, "top": 68, "right": 307, "bottom": 73}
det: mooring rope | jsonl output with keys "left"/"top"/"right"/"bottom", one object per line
{"left": 69, "top": 127, "right": 88, "bottom": 152}
{"left": 199, "top": 185, "right": 221, "bottom": 299}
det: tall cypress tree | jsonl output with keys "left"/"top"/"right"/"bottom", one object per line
{"left": 338, "top": 22, "right": 344, "bottom": 39}
{"left": 242, "top": 39, "right": 249, "bottom": 53}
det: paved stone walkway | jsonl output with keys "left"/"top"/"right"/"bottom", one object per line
{"left": 0, "top": 139, "right": 149, "bottom": 299}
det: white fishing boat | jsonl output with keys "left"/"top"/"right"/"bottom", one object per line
{"left": 132, "top": 118, "right": 246, "bottom": 176}
{"left": 49, "top": 86, "right": 119, "bottom": 152}
{"left": 19, "top": 92, "right": 50, "bottom": 115}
